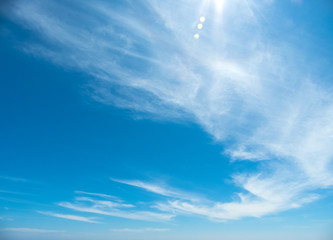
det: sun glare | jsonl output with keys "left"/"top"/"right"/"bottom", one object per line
{"left": 213, "top": 0, "right": 225, "bottom": 14}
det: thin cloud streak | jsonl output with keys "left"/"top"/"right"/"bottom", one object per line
{"left": 37, "top": 211, "right": 98, "bottom": 223}
{"left": 1, "top": 228, "right": 64, "bottom": 233}
{"left": 111, "top": 178, "right": 202, "bottom": 202}
{"left": 74, "top": 191, "right": 119, "bottom": 200}
{"left": 0, "top": 175, "right": 29, "bottom": 182}
{"left": 110, "top": 228, "right": 169, "bottom": 233}
{"left": 74, "top": 197, "right": 134, "bottom": 208}
{"left": 57, "top": 193, "right": 174, "bottom": 222}
{"left": 153, "top": 177, "right": 320, "bottom": 220}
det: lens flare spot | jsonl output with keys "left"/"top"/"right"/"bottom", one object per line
{"left": 200, "top": 16, "right": 206, "bottom": 22}
{"left": 194, "top": 33, "right": 200, "bottom": 39}
{"left": 197, "top": 23, "right": 203, "bottom": 30}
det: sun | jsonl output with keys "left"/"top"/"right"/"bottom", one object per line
{"left": 213, "top": 0, "right": 225, "bottom": 14}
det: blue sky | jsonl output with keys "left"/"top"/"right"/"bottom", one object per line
{"left": 1, "top": 0, "right": 333, "bottom": 239}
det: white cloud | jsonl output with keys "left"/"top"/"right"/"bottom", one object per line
{"left": 110, "top": 228, "right": 169, "bottom": 233}
{"left": 0, "top": 175, "right": 28, "bottom": 182}
{"left": 111, "top": 178, "right": 201, "bottom": 202}
{"left": 226, "top": 147, "right": 268, "bottom": 161}
{"left": 154, "top": 175, "right": 320, "bottom": 220}
{"left": 1, "top": 228, "right": 63, "bottom": 233}
{"left": 58, "top": 194, "right": 174, "bottom": 222}
{"left": 37, "top": 211, "right": 98, "bottom": 223}
{"left": 4, "top": 0, "right": 333, "bottom": 220}
{"left": 74, "top": 196, "right": 134, "bottom": 208}
{"left": 74, "top": 191, "right": 117, "bottom": 200}
{"left": 0, "top": 189, "right": 26, "bottom": 195}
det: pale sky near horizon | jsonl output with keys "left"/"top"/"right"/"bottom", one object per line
{"left": 1, "top": 1, "right": 333, "bottom": 239}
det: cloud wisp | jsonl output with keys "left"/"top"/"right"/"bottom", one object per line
{"left": 74, "top": 191, "right": 118, "bottom": 200}
{"left": 110, "top": 228, "right": 169, "bottom": 233}
{"left": 110, "top": 176, "right": 319, "bottom": 220}
{"left": 1, "top": 228, "right": 64, "bottom": 233}
{"left": 111, "top": 178, "right": 202, "bottom": 202}
{"left": 37, "top": 211, "right": 98, "bottom": 223}
{"left": 3, "top": 0, "right": 333, "bottom": 221}
{"left": 57, "top": 193, "right": 174, "bottom": 222}
{"left": 0, "top": 175, "right": 29, "bottom": 183}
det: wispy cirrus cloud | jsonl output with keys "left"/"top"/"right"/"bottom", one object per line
{"left": 111, "top": 178, "right": 202, "bottom": 202}
{"left": 0, "top": 190, "right": 29, "bottom": 195}
{"left": 57, "top": 193, "right": 174, "bottom": 222}
{"left": 0, "top": 175, "right": 29, "bottom": 183}
{"left": 74, "top": 197, "right": 134, "bottom": 208}
{"left": 74, "top": 191, "right": 118, "bottom": 200}
{"left": 1, "top": 228, "right": 64, "bottom": 233}
{"left": 37, "top": 211, "right": 98, "bottom": 223}
{"left": 0, "top": 175, "right": 41, "bottom": 185}
{"left": 3, "top": 0, "right": 333, "bottom": 221}
{"left": 112, "top": 176, "right": 319, "bottom": 220}
{"left": 153, "top": 179, "right": 320, "bottom": 220}
{"left": 110, "top": 228, "right": 169, "bottom": 233}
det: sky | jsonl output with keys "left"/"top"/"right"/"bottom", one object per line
{"left": 0, "top": 0, "right": 333, "bottom": 239}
